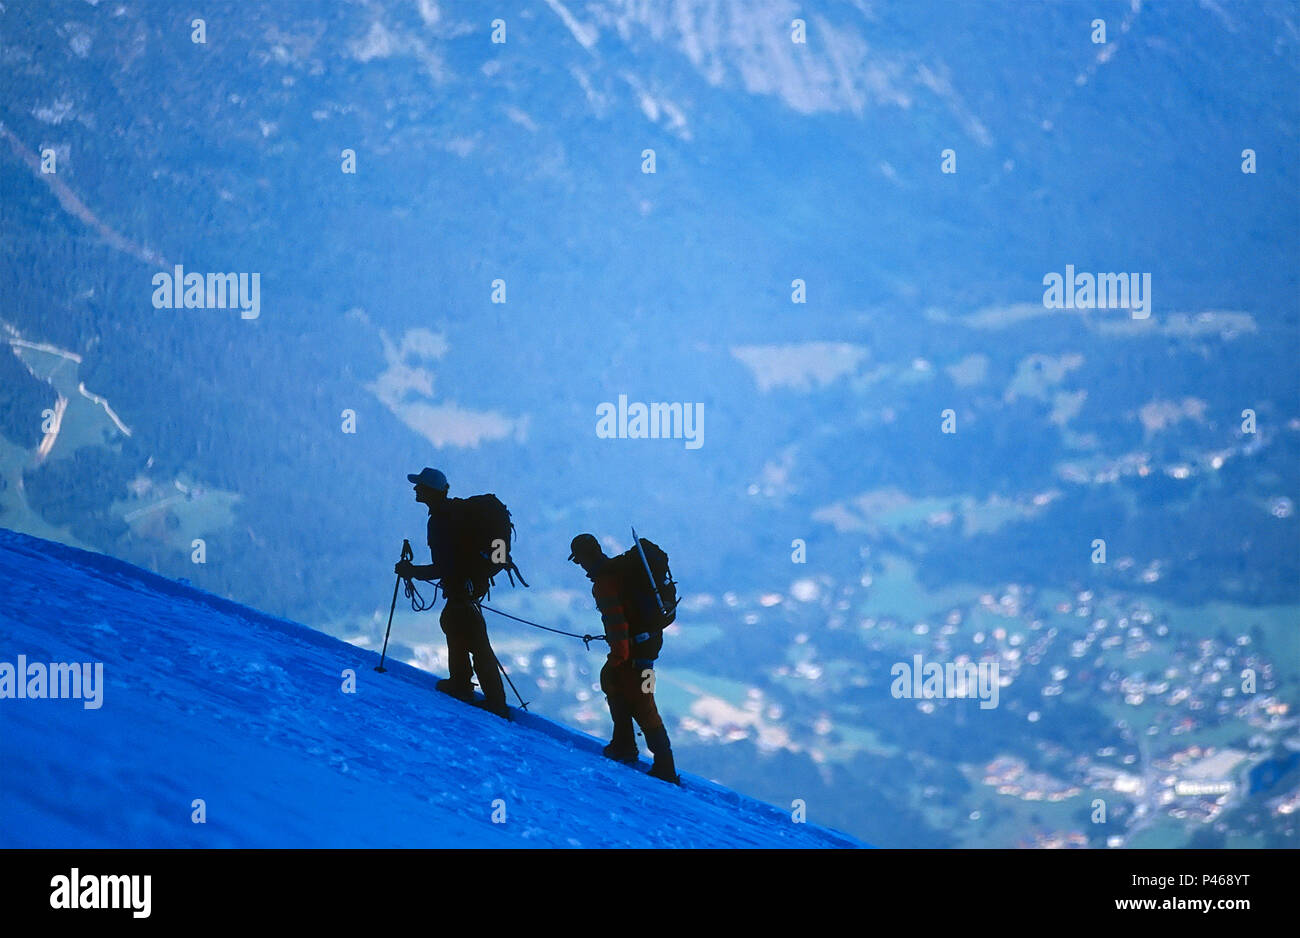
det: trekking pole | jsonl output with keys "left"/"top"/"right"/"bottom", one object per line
{"left": 495, "top": 655, "right": 528, "bottom": 710}
{"left": 375, "top": 539, "right": 413, "bottom": 673}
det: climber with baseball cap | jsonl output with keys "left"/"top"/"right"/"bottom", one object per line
{"left": 395, "top": 467, "right": 509, "bottom": 718}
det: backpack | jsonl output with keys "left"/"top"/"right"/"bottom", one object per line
{"left": 437, "top": 494, "right": 528, "bottom": 600}
{"left": 609, "top": 537, "right": 677, "bottom": 659}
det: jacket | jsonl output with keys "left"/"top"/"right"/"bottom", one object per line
{"left": 589, "top": 564, "right": 630, "bottom": 665}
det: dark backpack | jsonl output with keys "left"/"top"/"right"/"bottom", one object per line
{"left": 439, "top": 494, "right": 528, "bottom": 600}
{"left": 610, "top": 537, "right": 677, "bottom": 659}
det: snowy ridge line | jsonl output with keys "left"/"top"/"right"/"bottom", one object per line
{"left": 0, "top": 526, "right": 868, "bottom": 847}
{"left": 0, "top": 526, "right": 342, "bottom": 656}
{"left": 508, "top": 708, "right": 866, "bottom": 848}
{"left": 328, "top": 625, "right": 867, "bottom": 847}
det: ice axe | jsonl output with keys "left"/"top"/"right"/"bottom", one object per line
{"left": 631, "top": 526, "right": 670, "bottom": 620}
{"left": 375, "top": 538, "right": 413, "bottom": 673}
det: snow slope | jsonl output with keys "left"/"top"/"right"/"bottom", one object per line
{"left": 0, "top": 528, "right": 863, "bottom": 848}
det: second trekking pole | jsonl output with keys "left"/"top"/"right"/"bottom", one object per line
{"left": 376, "top": 538, "right": 413, "bottom": 673}
{"left": 495, "top": 656, "right": 529, "bottom": 710}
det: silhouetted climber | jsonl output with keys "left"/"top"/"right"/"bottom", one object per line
{"left": 396, "top": 468, "right": 509, "bottom": 719}
{"left": 569, "top": 533, "right": 679, "bottom": 784}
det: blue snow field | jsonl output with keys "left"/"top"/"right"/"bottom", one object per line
{"left": 0, "top": 528, "right": 864, "bottom": 848}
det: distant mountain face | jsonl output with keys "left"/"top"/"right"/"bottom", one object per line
{"left": 3, "top": 0, "right": 1294, "bottom": 609}
{"left": 2, "top": 1, "right": 1298, "bottom": 847}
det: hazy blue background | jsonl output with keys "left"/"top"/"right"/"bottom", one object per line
{"left": 2, "top": 0, "right": 1297, "bottom": 847}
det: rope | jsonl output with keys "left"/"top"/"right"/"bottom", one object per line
{"left": 400, "top": 573, "right": 602, "bottom": 650}
{"left": 403, "top": 577, "right": 439, "bottom": 613}
{"left": 479, "top": 602, "right": 604, "bottom": 650}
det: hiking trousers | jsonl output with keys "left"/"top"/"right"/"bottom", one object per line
{"left": 441, "top": 596, "right": 506, "bottom": 708}
{"left": 600, "top": 658, "right": 666, "bottom": 748}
